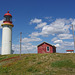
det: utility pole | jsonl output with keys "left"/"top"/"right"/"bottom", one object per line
{"left": 20, "top": 32, "right": 22, "bottom": 56}
{"left": 72, "top": 24, "right": 75, "bottom": 52}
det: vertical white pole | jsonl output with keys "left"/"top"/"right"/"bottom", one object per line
{"left": 20, "top": 32, "right": 22, "bottom": 56}
{"left": 72, "top": 24, "right": 75, "bottom": 52}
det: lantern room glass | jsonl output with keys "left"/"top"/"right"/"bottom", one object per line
{"left": 4, "top": 16, "right": 12, "bottom": 22}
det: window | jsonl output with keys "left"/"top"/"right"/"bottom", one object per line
{"left": 4, "top": 16, "right": 12, "bottom": 21}
{"left": 46, "top": 46, "right": 50, "bottom": 52}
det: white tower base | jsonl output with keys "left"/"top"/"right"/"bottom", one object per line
{"left": 1, "top": 25, "right": 12, "bottom": 55}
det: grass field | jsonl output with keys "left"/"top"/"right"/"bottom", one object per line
{"left": 0, "top": 53, "right": 75, "bottom": 75}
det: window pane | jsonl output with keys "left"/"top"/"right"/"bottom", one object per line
{"left": 47, "top": 47, "right": 49, "bottom": 51}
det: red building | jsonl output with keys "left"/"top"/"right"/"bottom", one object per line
{"left": 66, "top": 50, "right": 74, "bottom": 53}
{"left": 37, "top": 42, "right": 56, "bottom": 53}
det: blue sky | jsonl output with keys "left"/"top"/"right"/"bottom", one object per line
{"left": 0, "top": 0, "right": 75, "bottom": 54}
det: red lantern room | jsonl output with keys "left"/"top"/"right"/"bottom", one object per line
{"left": 1, "top": 11, "right": 14, "bottom": 27}
{"left": 4, "top": 11, "right": 12, "bottom": 23}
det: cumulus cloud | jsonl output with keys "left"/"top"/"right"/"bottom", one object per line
{"left": 30, "top": 18, "right": 42, "bottom": 24}
{"left": 58, "top": 34, "right": 73, "bottom": 39}
{"left": 35, "top": 22, "right": 47, "bottom": 29}
{"left": 51, "top": 37, "right": 58, "bottom": 42}
{"left": 29, "top": 32, "right": 40, "bottom": 38}
{"left": 30, "top": 18, "right": 47, "bottom": 29}
{"left": 12, "top": 44, "right": 20, "bottom": 52}
{"left": 12, "top": 43, "right": 37, "bottom": 54}
{"left": 45, "top": 16, "right": 54, "bottom": 21}
{"left": 54, "top": 40, "right": 63, "bottom": 43}
{"left": 55, "top": 44, "right": 60, "bottom": 47}
{"left": 22, "top": 37, "right": 42, "bottom": 43}
{"left": 30, "top": 18, "right": 73, "bottom": 37}
{"left": 72, "top": 19, "right": 75, "bottom": 25}
{"left": 71, "top": 20, "right": 75, "bottom": 31}
{"left": 45, "top": 17, "right": 52, "bottom": 19}
{"left": 59, "top": 41, "right": 74, "bottom": 50}
{"left": 62, "top": 41, "right": 74, "bottom": 47}
{"left": 40, "top": 18, "right": 72, "bottom": 36}
{"left": 22, "top": 43, "right": 37, "bottom": 53}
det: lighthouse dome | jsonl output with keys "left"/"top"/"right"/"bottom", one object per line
{"left": 4, "top": 11, "right": 12, "bottom": 17}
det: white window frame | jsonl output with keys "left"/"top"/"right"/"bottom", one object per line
{"left": 46, "top": 46, "right": 50, "bottom": 52}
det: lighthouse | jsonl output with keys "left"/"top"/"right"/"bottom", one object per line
{"left": 1, "top": 11, "right": 14, "bottom": 55}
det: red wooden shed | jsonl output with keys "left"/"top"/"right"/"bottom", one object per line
{"left": 37, "top": 42, "right": 56, "bottom": 53}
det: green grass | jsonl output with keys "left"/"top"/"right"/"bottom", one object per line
{"left": 0, "top": 53, "right": 75, "bottom": 75}
{"left": 0, "top": 54, "right": 19, "bottom": 61}
{"left": 51, "top": 59, "right": 75, "bottom": 68}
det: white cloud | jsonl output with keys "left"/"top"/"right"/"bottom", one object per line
{"left": 62, "top": 41, "right": 74, "bottom": 46}
{"left": 12, "top": 44, "right": 20, "bottom": 51}
{"left": 12, "top": 43, "right": 37, "bottom": 54}
{"left": 22, "top": 37, "right": 42, "bottom": 43}
{"left": 22, "top": 43, "right": 37, "bottom": 53}
{"left": 45, "top": 17, "right": 52, "bottom": 19}
{"left": 71, "top": 20, "right": 75, "bottom": 31}
{"left": 0, "top": 19, "right": 3, "bottom": 29}
{"left": 72, "top": 19, "right": 75, "bottom": 25}
{"left": 30, "top": 18, "right": 42, "bottom": 24}
{"left": 58, "top": 34, "right": 73, "bottom": 39}
{"left": 40, "top": 18, "right": 72, "bottom": 36}
{"left": 55, "top": 44, "right": 60, "bottom": 47}
{"left": 51, "top": 37, "right": 58, "bottom": 42}
{"left": 29, "top": 18, "right": 74, "bottom": 38}
{"left": 56, "top": 41, "right": 73, "bottom": 49}
{"left": 29, "top": 32, "right": 40, "bottom": 38}
{"left": 54, "top": 40, "right": 63, "bottom": 43}
{"left": 35, "top": 22, "right": 47, "bottom": 29}
{"left": 30, "top": 18, "right": 47, "bottom": 29}
{"left": 45, "top": 16, "right": 54, "bottom": 21}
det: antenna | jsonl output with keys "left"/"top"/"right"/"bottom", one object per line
{"left": 20, "top": 32, "right": 22, "bottom": 56}
{"left": 72, "top": 24, "right": 75, "bottom": 52}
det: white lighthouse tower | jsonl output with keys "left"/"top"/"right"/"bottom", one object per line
{"left": 1, "top": 11, "right": 14, "bottom": 55}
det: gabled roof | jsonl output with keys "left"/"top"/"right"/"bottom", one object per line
{"left": 66, "top": 50, "right": 74, "bottom": 51}
{"left": 37, "top": 42, "right": 56, "bottom": 47}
